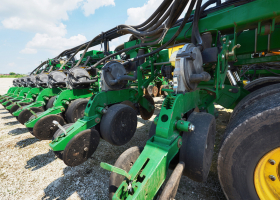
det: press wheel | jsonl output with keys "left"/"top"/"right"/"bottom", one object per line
{"left": 27, "top": 112, "right": 44, "bottom": 135}
{"left": 179, "top": 112, "right": 216, "bottom": 182}
{"left": 147, "top": 85, "right": 154, "bottom": 96}
{"left": 65, "top": 99, "right": 89, "bottom": 123}
{"left": 139, "top": 95, "right": 155, "bottom": 120}
{"left": 46, "top": 96, "right": 57, "bottom": 110}
{"left": 33, "top": 114, "right": 65, "bottom": 140}
{"left": 100, "top": 104, "right": 137, "bottom": 146}
{"left": 18, "top": 107, "right": 45, "bottom": 124}
{"left": 109, "top": 146, "right": 143, "bottom": 199}
{"left": 63, "top": 129, "right": 100, "bottom": 166}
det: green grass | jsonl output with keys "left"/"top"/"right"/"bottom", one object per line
{"left": 0, "top": 75, "right": 25, "bottom": 78}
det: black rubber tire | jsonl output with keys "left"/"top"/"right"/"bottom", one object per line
{"left": 230, "top": 83, "right": 280, "bottom": 121}
{"left": 147, "top": 85, "right": 154, "bottom": 97}
{"left": 63, "top": 128, "right": 100, "bottom": 166}
{"left": 218, "top": 92, "right": 280, "bottom": 200}
{"left": 100, "top": 104, "right": 137, "bottom": 146}
{"left": 46, "top": 96, "right": 57, "bottom": 110}
{"left": 4, "top": 99, "right": 20, "bottom": 108}
{"left": 139, "top": 95, "right": 155, "bottom": 120}
{"left": 179, "top": 112, "right": 216, "bottom": 182}
{"left": 109, "top": 146, "right": 143, "bottom": 199}
{"left": 27, "top": 112, "right": 44, "bottom": 135}
{"left": 65, "top": 99, "right": 89, "bottom": 123}
{"left": 10, "top": 102, "right": 30, "bottom": 114}
{"left": 148, "top": 114, "right": 159, "bottom": 139}
{"left": 244, "top": 76, "right": 280, "bottom": 92}
{"left": 52, "top": 123, "right": 74, "bottom": 160}
{"left": 33, "top": 114, "right": 65, "bottom": 140}
{"left": 18, "top": 107, "right": 45, "bottom": 125}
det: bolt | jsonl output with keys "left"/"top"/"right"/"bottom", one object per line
{"left": 122, "top": 123, "right": 125, "bottom": 127}
{"left": 227, "top": 45, "right": 229, "bottom": 47}
{"left": 50, "top": 127, "right": 53, "bottom": 130}
{"left": 222, "top": 54, "right": 225, "bottom": 59}
{"left": 102, "top": 109, "right": 107, "bottom": 114}
{"left": 268, "top": 159, "right": 276, "bottom": 165}
{"left": 228, "top": 65, "right": 231, "bottom": 69}
{"left": 84, "top": 147, "right": 89, "bottom": 151}
{"left": 189, "top": 124, "right": 195, "bottom": 132}
{"left": 229, "top": 40, "right": 232, "bottom": 44}
{"left": 212, "top": 44, "right": 215, "bottom": 47}
{"left": 222, "top": 85, "right": 225, "bottom": 89}
{"left": 180, "top": 121, "right": 183, "bottom": 124}
{"left": 269, "top": 175, "right": 276, "bottom": 181}
{"left": 177, "top": 138, "right": 182, "bottom": 148}
{"left": 140, "top": 66, "right": 143, "bottom": 70}
{"left": 223, "top": 38, "right": 226, "bottom": 41}
{"left": 229, "top": 89, "right": 232, "bottom": 92}
{"left": 141, "top": 86, "right": 144, "bottom": 89}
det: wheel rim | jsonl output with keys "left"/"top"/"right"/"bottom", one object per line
{"left": 254, "top": 147, "right": 280, "bottom": 199}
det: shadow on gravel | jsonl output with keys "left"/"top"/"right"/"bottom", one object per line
{"left": 4, "top": 120, "right": 19, "bottom": 125}
{"left": 0, "top": 111, "right": 9, "bottom": 114}
{"left": 42, "top": 160, "right": 109, "bottom": 200}
{"left": 2, "top": 115, "right": 14, "bottom": 119}
{"left": 25, "top": 149, "right": 57, "bottom": 171}
{"left": 15, "top": 137, "right": 40, "bottom": 148}
{"left": 8, "top": 128, "right": 29, "bottom": 136}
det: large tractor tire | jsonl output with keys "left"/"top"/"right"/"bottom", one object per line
{"left": 230, "top": 83, "right": 280, "bottom": 121}
{"left": 218, "top": 92, "right": 280, "bottom": 200}
{"left": 244, "top": 76, "right": 280, "bottom": 92}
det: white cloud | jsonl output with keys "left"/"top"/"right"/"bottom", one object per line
{"left": 0, "top": 0, "right": 116, "bottom": 56}
{"left": 126, "top": 0, "right": 163, "bottom": 25}
{"left": 82, "top": 0, "right": 115, "bottom": 16}
{"left": 0, "top": 0, "right": 83, "bottom": 36}
{"left": 21, "top": 33, "right": 87, "bottom": 55}
{"left": 20, "top": 48, "right": 37, "bottom": 54}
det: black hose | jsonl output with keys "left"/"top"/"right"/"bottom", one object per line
{"left": 191, "top": 0, "right": 203, "bottom": 50}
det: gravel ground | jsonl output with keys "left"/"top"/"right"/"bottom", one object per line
{"left": 0, "top": 78, "right": 229, "bottom": 200}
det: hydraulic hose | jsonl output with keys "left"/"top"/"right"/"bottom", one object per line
{"left": 191, "top": 0, "right": 204, "bottom": 50}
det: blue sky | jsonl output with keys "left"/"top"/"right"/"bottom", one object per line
{"left": 0, "top": 0, "right": 210, "bottom": 74}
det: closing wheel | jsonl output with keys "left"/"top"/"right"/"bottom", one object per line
{"left": 100, "top": 104, "right": 137, "bottom": 146}
{"left": 139, "top": 95, "right": 155, "bottom": 120}
{"left": 4, "top": 99, "right": 20, "bottom": 108}
{"left": 52, "top": 123, "right": 74, "bottom": 160}
{"left": 230, "top": 83, "right": 280, "bottom": 121}
{"left": 109, "top": 146, "right": 143, "bottom": 199}
{"left": 218, "top": 92, "right": 280, "bottom": 200}
{"left": 179, "top": 112, "right": 216, "bottom": 182}
{"left": 63, "top": 129, "right": 100, "bottom": 166}
{"left": 33, "top": 114, "right": 65, "bottom": 140}
{"left": 152, "top": 86, "right": 159, "bottom": 97}
{"left": 18, "top": 107, "right": 45, "bottom": 124}
{"left": 10, "top": 102, "right": 30, "bottom": 114}
{"left": 65, "top": 99, "right": 89, "bottom": 123}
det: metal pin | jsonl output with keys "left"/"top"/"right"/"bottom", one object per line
{"left": 53, "top": 120, "right": 67, "bottom": 135}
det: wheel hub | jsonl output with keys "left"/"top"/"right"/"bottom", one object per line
{"left": 254, "top": 147, "right": 280, "bottom": 199}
